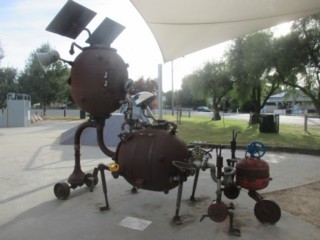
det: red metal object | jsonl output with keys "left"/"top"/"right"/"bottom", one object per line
{"left": 207, "top": 201, "right": 228, "bottom": 222}
{"left": 71, "top": 46, "right": 129, "bottom": 117}
{"left": 236, "top": 157, "right": 271, "bottom": 190}
{"left": 116, "top": 128, "right": 188, "bottom": 192}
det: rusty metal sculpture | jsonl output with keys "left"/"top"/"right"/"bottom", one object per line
{"left": 46, "top": 1, "right": 281, "bottom": 237}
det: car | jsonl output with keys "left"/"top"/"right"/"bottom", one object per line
{"left": 196, "top": 106, "right": 211, "bottom": 112}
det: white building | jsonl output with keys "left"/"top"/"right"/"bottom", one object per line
{"left": 263, "top": 91, "right": 314, "bottom": 114}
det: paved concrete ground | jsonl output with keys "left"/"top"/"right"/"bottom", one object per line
{"left": 0, "top": 120, "right": 319, "bottom": 240}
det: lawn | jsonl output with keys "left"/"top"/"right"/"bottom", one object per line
{"left": 163, "top": 115, "right": 320, "bottom": 152}
{"left": 45, "top": 114, "right": 320, "bottom": 153}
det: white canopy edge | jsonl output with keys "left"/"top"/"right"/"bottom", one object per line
{"left": 130, "top": 0, "right": 320, "bottom": 62}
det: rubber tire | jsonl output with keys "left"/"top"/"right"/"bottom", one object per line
{"left": 54, "top": 182, "right": 70, "bottom": 200}
{"left": 254, "top": 200, "right": 281, "bottom": 224}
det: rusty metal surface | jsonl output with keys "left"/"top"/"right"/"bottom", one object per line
{"left": 116, "top": 128, "right": 188, "bottom": 192}
{"left": 71, "top": 46, "right": 129, "bottom": 117}
{"left": 207, "top": 202, "right": 228, "bottom": 223}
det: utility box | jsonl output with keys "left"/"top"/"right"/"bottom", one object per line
{"left": 0, "top": 93, "right": 31, "bottom": 128}
{"left": 259, "top": 114, "right": 279, "bottom": 133}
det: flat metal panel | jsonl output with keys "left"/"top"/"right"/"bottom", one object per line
{"left": 86, "top": 17, "right": 125, "bottom": 45}
{"left": 46, "top": 0, "right": 96, "bottom": 39}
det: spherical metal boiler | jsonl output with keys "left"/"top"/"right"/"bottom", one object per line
{"left": 116, "top": 128, "right": 188, "bottom": 192}
{"left": 71, "top": 46, "right": 129, "bottom": 117}
{"left": 236, "top": 157, "right": 270, "bottom": 190}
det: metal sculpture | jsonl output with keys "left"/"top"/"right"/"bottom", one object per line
{"left": 44, "top": 1, "right": 281, "bottom": 237}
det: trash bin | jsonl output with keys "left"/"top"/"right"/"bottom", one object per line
{"left": 80, "top": 109, "right": 86, "bottom": 119}
{"left": 259, "top": 114, "right": 279, "bottom": 133}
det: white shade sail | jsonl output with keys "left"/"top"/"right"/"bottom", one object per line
{"left": 130, "top": 0, "right": 320, "bottom": 63}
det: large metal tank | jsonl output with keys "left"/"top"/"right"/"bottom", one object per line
{"left": 116, "top": 128, "right": 188, "bottom": 192}
{"left": 236, "top": 157, "right": 271, "bottom": 190}
{"left": 71, "top": 46, "right": 129, "bottom": 117}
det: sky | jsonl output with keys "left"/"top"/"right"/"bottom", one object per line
{"left": 0, "top": 0, "right": 292, "bottom": 92}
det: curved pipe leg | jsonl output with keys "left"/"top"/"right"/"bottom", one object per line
{"left": 96, "top": 118, "right": 116, "bottom": 158}
{"left": 68, "top": 120, "right": 95, "bottom": 186}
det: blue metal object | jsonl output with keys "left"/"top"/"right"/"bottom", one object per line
{"left": 246, "top": 142, "right": 266, "bottom": 159}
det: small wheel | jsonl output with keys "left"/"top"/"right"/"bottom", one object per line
{"left": 207, "top": 201, "right": 229, "bottom": 223}
{"left": 84, "top": 173, "right": 98, "bottom": 188}
{"left": 54, "top": 182, "right": 70, "bottom": 200}
{"left": 254, "top": 200, "right": 281, "bottom": 224}
{"left": 224, "top": 186, "right": 241, "bottom": 200}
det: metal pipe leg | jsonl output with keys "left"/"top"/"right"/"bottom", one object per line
{"left": 173, "top": 178, "right": 184, "bottom": 225}
{"left": 68, "top": 121, "right": 94, "bottom": 186}
{"left": 228, "top": 212, "right": 241, "bottom": 237}
{"left": 248, "top": 189, "right": 263, "bottom": 202}
{"left": 190, "top": 169, "right": 200, "bottom": 201}
{"left": 98, "top": 164, "right": 110, "bottom": 211}
{"left": 89, "top": 167, "right": 99, "bottom": 192}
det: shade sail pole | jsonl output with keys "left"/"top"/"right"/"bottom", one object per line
{"left": 157, "top": 64, "right": 163, "bottom": 120}
{"left": 171, "top": 60, "right": 174, "bottom": 116}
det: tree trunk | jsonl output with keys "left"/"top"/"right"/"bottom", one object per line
{"left": 42, "top": 100, "right": 46, "bottom": 117}
{"left": 212, "top": 108, "right": 221, "bottom": 120}
{"left": 250, "top": 112, "right": 260, "bottom": 125}
{"left": 211, "top": 96, "right": 221, "bottom": 120}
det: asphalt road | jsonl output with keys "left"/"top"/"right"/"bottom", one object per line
{"left": 31, "top": 109, "right": 320, "bottom": 126}
{"left": 191, "top": 112, "right": 320, "bottom": 126}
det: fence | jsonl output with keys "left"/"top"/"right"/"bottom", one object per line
{"left": 304, "top": 115, "right": 320, "bottom": 132}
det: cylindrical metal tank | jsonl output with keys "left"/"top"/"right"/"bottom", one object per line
{"left": 116, "top": 128, "right": 188, "bottom": 192}
{"left": 236, "top": 157, "right": 270, "bottom": 190}
{"left": 71, "top": 46, "right": 129, "bottom": 117}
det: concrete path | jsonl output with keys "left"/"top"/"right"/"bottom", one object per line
{"left": 0, "top": 120, "right": 319, "bottom": 240}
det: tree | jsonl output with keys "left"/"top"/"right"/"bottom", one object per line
{"left": 129, "top": 77, "right": 158, "bottom": 95}
{"left": 163, "top": 76, "right": 200, "bottom": 109}
{"left": 178, "top": 71, "right": 208, "bottom": 108}
{"left": 0, "top": 41, "right": 4, "bottom": 64}
{"left": 18, "top": 43, "right": 70, "bottom": 115}
{"left": 178, "top": 75, "right": 203, "bottom": 107}
{"left": 274, "top": 14, "right": 320, "bottom": 114}
{"left": 0, "top": 67, "right": 19, "bottom": 108}
{"left": 227, "top": 31, "right": 280, "bottom": 123}
{"left": 190, "top": 61, "right": 233, "bottom": 120}
{"left": 163, "top": 90, "right": 174, "bottom": 109}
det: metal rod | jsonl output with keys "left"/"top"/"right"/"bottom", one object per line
{"left": 99, "top": 164, "right": 110, "bottom": 211}
{"left": 173, "top": 177, "right": 184, "bottom": 224}
{"left": 190, "top": 169, "right": 200, "bottom": 201}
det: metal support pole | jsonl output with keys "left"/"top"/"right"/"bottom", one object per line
{"left": 304, "top": 114, "right": 307, "bottom": 132}
{"left": 157, "top": 64, "right": 163, "bottom": 120}
{"left": 171, "top": 61, "right": 174, "bottom": 116}
{"left": 173, "top": 177, "right": 184, "bottom": 225}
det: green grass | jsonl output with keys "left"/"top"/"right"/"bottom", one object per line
{"left": 163, "top": 115, "right": 320, "bottom": 151}
{"left": 43, "top": 116, "right": 83, "bottom": 121}
{"left": 45, "top": 114, "right": 320, "bottom": 151}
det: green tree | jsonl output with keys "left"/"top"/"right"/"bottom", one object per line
{"left": 18, "top": 43, "right": 70, "bottom": 115}
{"left": 190, "top": 61, "right": 233, "bottom": 120}
{"left": 163, "top": 76, "right": 198, "bottom": 109}
{"left": 0, "top": 67, "right": 19, "bottom": 108}
{"left": 178, "top": 72, "right": 208, "bottom": 108}
{"left": 274, "top": 14, "right": 320, "bottom": 114}
{"left": 227, "top": 31, "right": 280, "bottom": 123}
{"left": 163, "top": 90, "right": 174, "bottom": 109}
{"left": 178, "top": 75, "right": 201, "bottom": 107}
{"left": 0, "top": 41, "right": 4, "bottom": 64}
